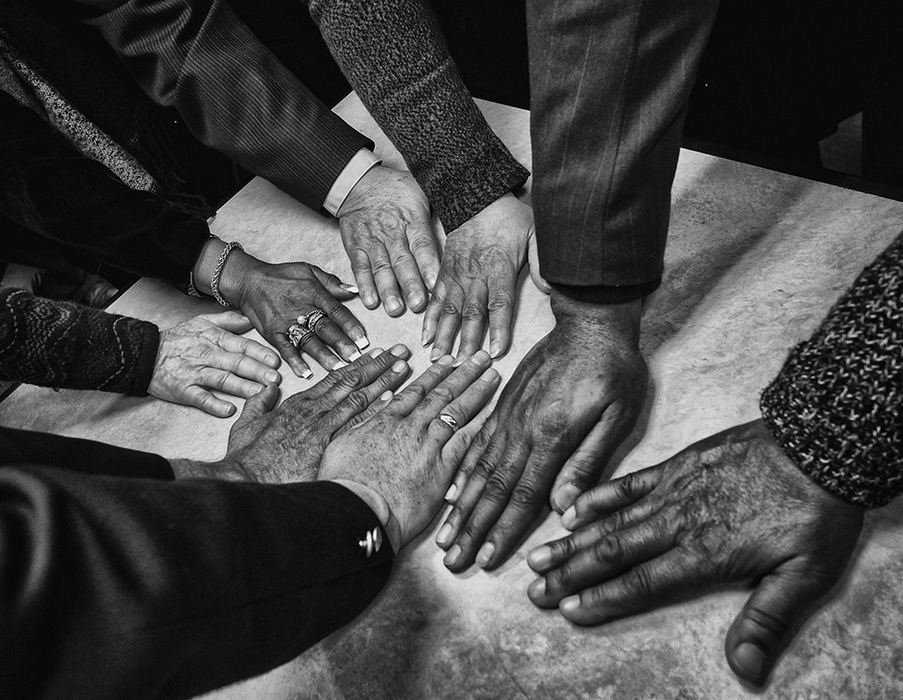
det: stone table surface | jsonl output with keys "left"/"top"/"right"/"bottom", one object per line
{"left": 3, "top": 94, "right": 903, "bottom": 699}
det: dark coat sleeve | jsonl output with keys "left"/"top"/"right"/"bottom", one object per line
{"left": 72, "top": 0, "right": 373, "bottom": 210}
{"left": 0, "top": 430, "right": 393, "bottom": 700}
{"left": 0, "top": 91, "right": 209, "bottom": 284}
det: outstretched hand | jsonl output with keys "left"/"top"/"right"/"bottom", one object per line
{"left": 526, "top": 420, "right": 864, "bottom": 686}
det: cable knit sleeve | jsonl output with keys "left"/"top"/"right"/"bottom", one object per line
{"left": 761, "top": 232, "right": 903, "bottom": 507}
{"left": 306, "top": 0, "right": 529, "bottom": 231}
{"left": 0, "top": 287, "right": 158, "bottom": 395}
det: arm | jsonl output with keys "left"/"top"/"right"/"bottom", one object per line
{"left": 527, "top": 231, "right": 903, "bottom": 686}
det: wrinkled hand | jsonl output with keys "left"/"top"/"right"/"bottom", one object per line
{"left": 437, "top": 292, "right": 647, "bottom": 571}
{"left": 214, "top": 345, "right": 413, "bottom": 484}
{"left": 319, "top": 350, "right": 501, "bottom": 551}
{"left": 337, "top": 166, "right": 439, "bottom": 316}
{"left": 422, "top": 193, "right": 533, "bottom": 362}
{"left": 527, "top": 420, "right": 864, "bottom": 687}
{"left": 149, "top": 312, "right": 281, "bottom": 417}
{"left": 221, "top": 250, "right": 370, "bottom": 378}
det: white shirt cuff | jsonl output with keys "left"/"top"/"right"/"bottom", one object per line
{"left": 323, "top": 148, "right": 381, "bottom": 216}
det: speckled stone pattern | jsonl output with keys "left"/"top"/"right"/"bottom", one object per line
{"left": 2, "top": 95, "right": 903, "bottom": 698}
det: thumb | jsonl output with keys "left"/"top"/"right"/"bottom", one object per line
{"left": 235, "top": 384, "right": 280, "bottom": 426}
{"left": 205, "top": 311, "right": 253, "bottom": 334}
{"left": 725, "top": 567, "right": 825, "bottom": 686}
{"left": 311, "top": 266, "right": 358, "bottom": 299}
{"left": 527, "top": 226, "right": 551, "bottom": 294}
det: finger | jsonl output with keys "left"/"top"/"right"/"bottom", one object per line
{"left": 430, "top": 284, "right": 463, "bottom": 361}
{"left": 385, "top": 233, "right": 427, "bottom": 312}
{"left": 198, "top": 368, "right": 266, "bottom": 400}
{"left": 440, "top": 439, "right": 528, "bottom": 572}
{"left": 454, "top": 283, "right": 487, "bottom": 365}
{"left": 555, "top": 547, "right": 696, "bottom": 625}
{"left": 202, "top": 310, "right": 254, "bottom": 334}
{"left": 421, "top": 278, "right": 446, "bottom": 347}
{"left": 527, "top": 516, "right": 676, "bottom": 608}
{"left": 322, "top": 357, "right": 412, "bottom": 432}
{"left": 299, "top": 334, "right": 347, "bottom": 372}
{"left": 486, "top": 276, "right": 515, "bottom": 359}
{"left": 303, "top": 345, "right": 409, "bottom": 399}
{"left": 560, "top": 464, "right": 664, "bottom": 531}
{"left": 333, "top": 389, "right": 395, "bottom": 437}
{"left": 369, "top": 240, "right": 404, "bottom": 316}
{"left": 550, "top": 407, "right": 633, "bottom": 514}
{"left": 527, "top": 226, "right": 551, "bottom": 294}
{"left": 179, "top": 385, "right": 237, "bottom": 418}
{"left": 211, "top": 329, "right": 281, "bottom": 371}
{"left": 527, "top": 497, "right": 663, "bottom": 574}
{"left": 408, "top": 222, "right": 440, "bottom": 291}
{"left": 385, "top": 354, "right": 456, "bottom": 416}
{"left": 415, "top": 350, "right": 492, "bottom": 421}
{"left": 272, "top": 332, "right": 312, "bottom": 380}
{"left": 310, "top": 265, "right": 358, "bottom": 300}
{"left": 310, "top": 315, "right": 361, "bottom": 363}
{"left": 312, "top": 294, "right": 369, "bottom": 355}
{"left": 233, "top": 384, "right": 280, "bottom": 430}
{"left": 439, "top": 368, "right": 502, "bottom": 467}
{"left": 349, "top": 247, "right": 379, "bottom": 309}
{"left": 207, "top": 348, "right": 281, "bottom": 387}
{"left": 445, "top": 411, "right": 498, "bottom": 504}
{"left": 725, "top": 568, "right": 829, "bottom": 686}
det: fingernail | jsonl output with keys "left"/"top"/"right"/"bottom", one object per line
{"left": 560, "top": 595, "right": 581, "bottom": 615}
{"left": 554, "top": 483, "right": 582, "bottom": 513}
{"left": 266, "top": 354, "right": 280, "bottom": 368}
{"left": 390, "top": 344, "right": 408, "bottom": 357}
{"left": 266, "top": 371, "right": 280, "bottom": 383}
{"left": 410, "top": 294, "right": 425, "bottom": 310}
{"left": 438, "top": 355, "right": 454, "bottom": 366}
{"left": 370, "top": 347, "right": 384, "bottom": 357}
{"left": 734, "top": 643, "right": 767, "bottom": 684}
{"left": 333, "top": 360, "right": 348, "bottom": 370}
{"left": 436, "top": 523, "right": 453, "bottom": 546}
{"left": 476, "top": 542, "right": 495, "bottom": 568}
{"left": 430, "top": 347, "right": 443, "bottom": 362}
{"left": 561, "top": 505, "right": 578, "bottom": 530}
{"left": 385, "top": 296, "right": 402, "bottom": 314}
{"left": 527, "top": 578, "right": 546, "bottom": 599}
{"left": 301, "top": 368, "right": 313, "bottom": 379}
{"left": 528, "top": 546, "right": 552, "bottom": 571}
{"left": 350, "top": 350, "right": 362, "bottom": 361}
{"left": 354, "top": 335, "right": 370, "bottom": 350}
{"left": 391, "top": 360, "right": 407, "bottom": 373}
{"left": 422, "top": 333, "right": 432, "bottom": 348}
{"left": 489, "top": 340, "right": 502, "bottom": 358}
{"left": 380, "top": 390, "right": 393, "bottom": 402}
{"left": 452, "top": 354, "right": 467, "bottom": 367}
{"left": 444, "top": 544, "right": 461, "bottom": 568}
{"left": 444, "top": 483, "right": 457, "bottom": 502}
{"left": 472, "top": 350, "right": 490, "bottom": 366}
{"left": 341, "top": 283, "right": 359, "bottom": 293}
{"left": 364, "top": 293, "right": 378, "bottom": 307}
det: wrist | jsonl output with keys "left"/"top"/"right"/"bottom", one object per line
{"left": 330, "top": 478, "right": 402, "bottom": 552}
{"left": 191, "top": 238, "right": 257, "bottom": 308}
{"left": 169, "top": 458, "right": 250, "bottom": 481}
{"left": 550, "top": 289, "right": 642, "bottom": 347}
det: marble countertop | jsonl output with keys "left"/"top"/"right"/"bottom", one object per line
{"left": 3, "top": 94, "right": 902, "bottom": 699}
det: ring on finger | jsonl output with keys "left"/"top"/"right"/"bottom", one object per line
{"left": 438, "top": 413, "right": 459, "bottom": 431}
{"left": 301, "top": 309, "right": 326, "bottom": 332}
{"left": 288, "top": 323, "right": 315, "bottom": 348}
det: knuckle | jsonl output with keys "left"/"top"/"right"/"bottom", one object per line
{"left": 441, "top": 302, "right": 461, "bottom": 318}
{"left": 547, "top": 565, "right": 572, "bottom": 592}
{"left": 338, "top": 365, "right": 367, "bottom": 390}
{"left": 592, "top": 535, "right": 624, "bottom": 566}
{"left": 461, "top": 303, "right": 486, "bottom": 321}
{"left": 483, "top": 475, "right": 512, "bottom": 504}
{"left": 486, "top": 295, "right": 512, "bottom": 312}
{"left": 509, "top": 480, "right": 544, "bottom": 508}
{"left": 473, "top": 456, "right": 498, "bottom": 481}
{"left": 343, "top": 389, "right": 371, "bottom": 413}
{"left": 625, "top": 565, "right": 655, "bottom": 601}
{"left": 428, "top": 385, "right": 456, "bottom": 405}
{"left": 744, "top": 605, "right": 789, "bottom": 641}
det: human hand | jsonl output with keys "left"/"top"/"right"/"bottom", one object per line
{"left": 148, "top": 311, "right": 281, "bottom": 417}
{"left": 319, "top": 350, "right": 502, "bottom": 552}
{"left": 337, "top": 166, "right": 439, "bottom": 316}
{"left": 422, "top": 193, "right": 533, "bottom": 362}
{"left": 437, "top": 292, "right": 647, "bottom": 571}
{"left": 526, "top": 420, "right": 865, "bottom": 687}
{"left": 212, "top": 344, "right": 413, "bottom": 484}
{"left": 218, "top": 248, "right": 370, "bottom": 378}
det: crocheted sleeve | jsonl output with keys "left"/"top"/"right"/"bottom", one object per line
{"left": 0, "top": 287, "right": 159, "bottom": 395}
{"left": 760, "top": 232, "right": 903, "bottom": 507}
{"left": 307, "top": 0, "right": 529, "bottom": 232}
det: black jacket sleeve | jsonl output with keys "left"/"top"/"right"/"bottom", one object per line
{"left": 0, "top": 431, "right": 393, "bottom": 700}
{"left": 0, "top": 91, "right": 209, "bottom": 284}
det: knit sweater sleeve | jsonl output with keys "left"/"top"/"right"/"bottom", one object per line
{"left": 0, "top": 287, "right": 158, "bottom": 395}
{"left": 306, "top": 0, "right": 529, "bottom": 232}
{"left": 760, "top": 232, "right": 903, "bottom": 507}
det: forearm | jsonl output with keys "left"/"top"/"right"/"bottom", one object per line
{"left": 761, "top": 231, "right": 903, "bottom": 507}
{"left": 307, "top": 0, "right": 529, "bottom": 231}
{"left": 0, "top": 466, "right": 391, "bottom": 699}
{"left": 0, "top": 287, "right": 158, "bottom": 395}
{"left": 528, "top": 0, "right": 719, "bottom": 295}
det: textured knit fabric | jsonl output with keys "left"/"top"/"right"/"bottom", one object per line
{"left": 0, "top": 287, "right": 158, "bottom": 395}
{"left": 307, "top": 0, "right": 529, "bottom": 231}
{"left": 761, "top": 232, "right": 903, "bottom": 508}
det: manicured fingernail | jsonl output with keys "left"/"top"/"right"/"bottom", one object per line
{"left": 341, "top": 283, "right": 359, "bottom": 293}
{"left": 734, "top": 643, "right": 767, "bottom": 684}
{"left": 333, "top": 360, "right": 348, "bottom": 370}
{"left": 370, "top": 347, "right": 384, "bottom": 357}
{"left": 489, "top": 340, "right": 502, "bottom": 358}
{"left": 528, "top": 546, "right": 552, "bottom": 571}
{"left": 349, "top": 350, "right": 362, "bottom": 361}
{"left": 561, "top": 505, "right": 578, "bottom": 530}
{"left": 430, "top": 347, "right": 443, "bottom": 362}
{"left": 527, "top": 578, "right": 546, "bottom": 598}
{"left": 301, "top": 368, "right": 313, "bottom": 379}
{"left": 444, "top": 484, "right": 457, "bottom": 502}
{"left": 391, "top": 360, "right": 407, "bottom": 373}
{"left": 444, "top": 544, "right": 461, "bottom": 568}
{"left": 436, "top": 523, "right": 453, "bottom": 546}
{"left": 390, "top": 344, "right": 408, "bottom": 357}
{"left": 476, "top": 542, "right": 495, "bottom": 568}
{"left": 354, "top": 335, "right": 370, "bottom": 350}
{"left": 438, "top": 355, "right": 454, "bottom": 366}
{"left": 472, "top": 350, "right": 490, "bottom": 366}
{"left": 385, "top": 296, "right": 402, "bottom": 314}
{"left": 554, "top": 483, "right": 582, "bottom": 513}
{"left": 560, "top": 595, "right": 581, "bottom": 615}
{"left": 422, "top": 332, "right": 432, "bottom": 348}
